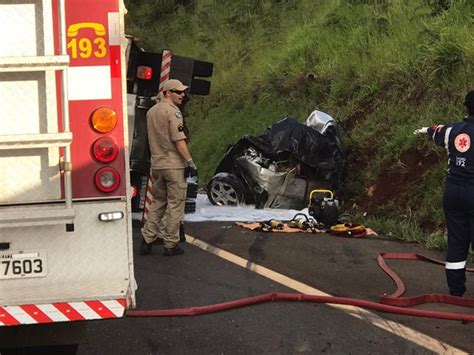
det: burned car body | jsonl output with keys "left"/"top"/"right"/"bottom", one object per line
{"left": 207, "top": 112, "right": 344, "bottom": 209}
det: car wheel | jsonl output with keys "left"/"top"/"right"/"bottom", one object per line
{"left": 207, "top": 173, "right": 246, "bottom": 206}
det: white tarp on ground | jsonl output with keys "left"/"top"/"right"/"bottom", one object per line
{"left": 133, "top": 194, "right": 308, "bottom": 222}
{"left": 185, "top": 194, "right": 308, "bottom": 222}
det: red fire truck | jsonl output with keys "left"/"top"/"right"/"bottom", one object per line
{"left": 0, "top": 0, "right": 135, "bottom": 351}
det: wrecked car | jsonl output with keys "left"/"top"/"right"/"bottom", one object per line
{"left": 206, "top": 110, "right": 344, "bottom": 209}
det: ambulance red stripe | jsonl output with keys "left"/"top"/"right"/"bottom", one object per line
{"left": 20, "top": 305, "right": 53, "bottom": 323}
{"left": 53, "top": 303, "right": 86, "bottom": 321}
{"left": 85, "top": 300, "right": 116, "bottom": 319}
{"left": 0, "top": 299, "right": 126, "bottom": 326}
{"left": 0, "top": 307, "right": 21, "bottom": 326}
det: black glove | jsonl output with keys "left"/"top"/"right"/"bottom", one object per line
{"left": 185, "top": 159, "right": 198, "bottom": 179}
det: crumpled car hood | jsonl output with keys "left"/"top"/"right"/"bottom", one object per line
{"left": 215, "top": 117, "right": 343, "bottom": 182}
{"left": 209, "top": 116, "right": 344, "bottom": 209}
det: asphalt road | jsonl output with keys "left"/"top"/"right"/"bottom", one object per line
{"left": 78, "top": 221, "right": 474, "bottom": 354}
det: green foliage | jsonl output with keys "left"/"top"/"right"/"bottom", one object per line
{"left": 363, "top": 215, "right": 447, "bottom": 250}
{"left": 125, "top": 0, "right": 474, "bottom": 249}
{"left": 413, "top": 162, "right": 446, "bottom": 227}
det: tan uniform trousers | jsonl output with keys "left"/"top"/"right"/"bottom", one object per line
{"left": 141, "top": 168, "right": 187, "bottom": 248}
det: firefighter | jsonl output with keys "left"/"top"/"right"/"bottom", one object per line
{"left": 419, "top": 90, "right": 474, "bottom": 296}
{"left": 140, "top": 79, "right": 198, "bottom": 256}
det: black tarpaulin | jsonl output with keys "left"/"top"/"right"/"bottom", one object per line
{"left": 215, "top": 117, "right": 343, "bottom": 184}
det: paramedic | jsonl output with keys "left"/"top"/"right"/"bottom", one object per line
{"left": 423, "top": 90, "right": 474, "bottom": 296}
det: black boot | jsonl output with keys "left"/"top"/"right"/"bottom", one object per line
{"left": 163, "top": 246, "right": 184, "bottom": 256}
{"left": 139, "top": 239, "right": 152, "bottom": 255}
{"left": 152, "top": 237, "right": 164, "bottom": 245}
{"left": 446, "top": 268, "right": 466, "bottom": 297}
{"left": 179, "top": 222, "right": 186, "bottom": 243}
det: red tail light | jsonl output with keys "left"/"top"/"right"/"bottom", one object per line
{"left": 131, "top": 185, "right": 137, "bottom": 198}
{"left": 92, "top": 137, "right": 119, "bottom": 163}
{"left": 137, "top": 65, "right": 153, "bottom": 80}
{"left": 137, "top": 66, "right": 152, "bottom": 80}
{"left": 95, "top": 167, "right": 120, "bottom": 192}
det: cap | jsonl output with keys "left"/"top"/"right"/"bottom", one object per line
{"left": 162, "top": 79, "right": 189, "bottom": 92}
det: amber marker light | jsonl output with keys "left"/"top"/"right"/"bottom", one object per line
{"left": 91, "top": 107, "right": 117, "bottom": 133}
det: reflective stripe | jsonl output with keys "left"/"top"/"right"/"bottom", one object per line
{"left": 0, "top": 299, "right": 126, "bottom": 327}
{"left": 444, "top": 127, "right": 452, "bottom": 152}
{"left": 101, "top": 300, "right": 126, "bottom": 317}
{"left": 2, "top": 306, "right": 36, "bottom": 325}
{"left": 445, "top": 261, "right": 466, "bottom": 270}
{"left": 37, "top": 304, "right": 69, "bottom": 322}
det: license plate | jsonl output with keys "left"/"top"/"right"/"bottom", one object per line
{"left": 0, "top": 250, "right": 48, "bottom": 280}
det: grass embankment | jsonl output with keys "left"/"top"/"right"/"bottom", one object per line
{"left": 124, "top": 0, "right": 474, "bottom": 249}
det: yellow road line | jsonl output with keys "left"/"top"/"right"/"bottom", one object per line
{"left": 186, "top": 235, "right": 466, "bottom": 355}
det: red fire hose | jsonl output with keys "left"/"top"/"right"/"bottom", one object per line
{"left": 378, "top": 252, "right": 474, "bottom": 308}
{"left": 126, "top": 253, "right": 474, "bottom": 321}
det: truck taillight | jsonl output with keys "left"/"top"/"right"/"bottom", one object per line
{"left": 92, "top": 137, "right": 119, "bottom": 163}
{"left": 95, "top": 167, "right": 120, "bottom": 192}
{"left": 131, "top": 185, "right": 137, "bottom": 198}
{"left": 91, "top": 107, "right": 117, "bottom": 133}
{"left": 137, "top": 66, "right": 152, "bottom": 80}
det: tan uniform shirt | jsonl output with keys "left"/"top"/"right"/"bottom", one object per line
{"left": 147, "top": 98, "right": 187, "bottom": 170}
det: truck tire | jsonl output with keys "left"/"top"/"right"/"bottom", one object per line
{"left": 207, "top": 173, "right": 246, "bottom": 206}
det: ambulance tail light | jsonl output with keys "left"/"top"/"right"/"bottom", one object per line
{"left": 136, "top": 66, "right": 152, "bottom": 80}
{"left": 91, "top": 107, "right": 117, "bottom": 133}
{"left": 93, "top": 137, "right": 119, "bottom": 163}
{"left": 95, "top": 167, "right": 121, "bottom": 192}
